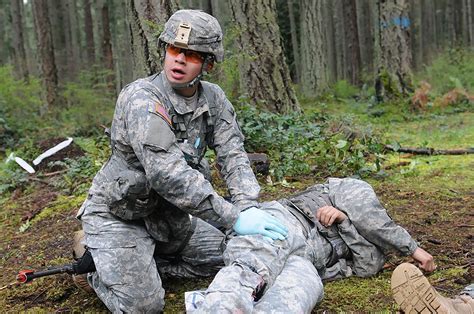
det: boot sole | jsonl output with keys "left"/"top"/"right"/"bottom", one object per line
{"left": 391, "top": 263, "right": 448, "bottom": 313}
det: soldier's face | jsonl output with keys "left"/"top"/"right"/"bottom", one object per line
{"left": 164, "top": 44, "right": 204, "bottom": 87}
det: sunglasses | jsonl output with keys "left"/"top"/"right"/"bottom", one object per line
{"left": 166, "top": 44, "right": 206, "bottom": 64}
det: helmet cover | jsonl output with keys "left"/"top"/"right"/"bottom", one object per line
{"left": 159, "top": 9, "right": 224, "bottom": 62}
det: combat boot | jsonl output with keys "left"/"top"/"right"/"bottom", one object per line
{"left": 391, "top": 263, "right": 473, "bottom": 313}
{"left": 72, "top": 230, "right": 94, "bottom": 294}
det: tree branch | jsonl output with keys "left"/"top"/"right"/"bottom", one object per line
{"left": 385, "top": 145, "right": 474, "bottom": 155}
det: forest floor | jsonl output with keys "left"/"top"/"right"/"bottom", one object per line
{"left": 0, "top": 104, "right": 472, "bottom": 312}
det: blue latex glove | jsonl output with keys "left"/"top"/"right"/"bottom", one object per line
{"left": 233, "top": 207, "right": 288, "bottom": 240}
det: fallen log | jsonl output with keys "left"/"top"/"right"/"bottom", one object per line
{"left": 385, "top": 145, "right": 474, "bottom": 155}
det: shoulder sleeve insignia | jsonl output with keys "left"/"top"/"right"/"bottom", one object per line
{"left": 155, "top": 102, "right": 172, "bottom": 127}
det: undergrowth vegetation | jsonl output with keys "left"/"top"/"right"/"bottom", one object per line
{"left": 237, "top": 104, "right": 384, "bottom": 180}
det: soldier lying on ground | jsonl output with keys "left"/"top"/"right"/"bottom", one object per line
{"left": 195, "top": 177, "right": 436, "bottom": 313}
{"left": 75, "top": 9, "right": 287, "bottom": 313}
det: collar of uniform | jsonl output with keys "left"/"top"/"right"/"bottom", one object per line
{"left": 160, "top": 72, "right": 197, "bottom": 115}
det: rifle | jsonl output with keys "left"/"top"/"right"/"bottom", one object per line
{"left": 1, "top": 249, "right": 95, "bottom": 290}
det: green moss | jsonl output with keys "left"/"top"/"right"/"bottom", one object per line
{"left": 382, "top": 154, "right": 474, "bottom": 193}
{"left": 386, "top": 112, "right": 474, "bottom": 149}
{"left": 429, "top": 267, "right": 468, "bottom": 281}
{"left": 319, "top": 272, "right": 395, "bottom": 311}
{"left": 31, "top": 194, "right": 86, "bottom": 225}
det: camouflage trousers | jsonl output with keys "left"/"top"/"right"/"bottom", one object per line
{"left": 80, "top": 198, "right": 225, "bottom": 313}
{"left": 197, "top": 201, "right": 325, "bottom": 313}
{"left": 197, "top": 178, "right": 417, "bottom": 313}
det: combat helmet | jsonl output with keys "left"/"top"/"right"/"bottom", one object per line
{"left": 159, "top": 9, "right": 224, "bottom": 63}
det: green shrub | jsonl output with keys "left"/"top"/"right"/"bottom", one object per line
{"left": 418, "top": 48, "right": 474, "bottom": 94}
{"left": 60, "top": 68, "right": 116, "bottom": 137}
{"left": 332, "top": 80, "right": 359, "bottom": 99}
{"left": 47, "top": 136, "right": 110, "bottom": 195}
{"left": 0, "top": 66, "right": 43, "bottom": 148}
{"left": 236, "top": 104, "right": 384, "bottom": 181}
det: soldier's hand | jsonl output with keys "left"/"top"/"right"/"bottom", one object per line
{"left": 316, "top": 206, "right": 348, "bottom": 227}
{"left": 411, "top": 247, "right": 436, "bottom": 272}
{"left": 233, "top": 207, "right": 288, "bottom": 240}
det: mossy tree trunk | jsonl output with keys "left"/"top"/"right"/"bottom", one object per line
{"left": 126, "top": 0, "right": 179, "bottom": 79}
{"left": 375, "top": 0, "right": 413, "bottom": 101}
{"left": 229, "top": 0, "right": 299, "bottom": 113}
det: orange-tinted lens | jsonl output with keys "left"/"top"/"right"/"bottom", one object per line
{"left": 185, "top": 50, "right": 205, "bottom": 63}
{"left": 166, "top": 44, "right": 181, "bottom": 57}
{"left": 166, "top": 45, "right": 204, "bottom": 64}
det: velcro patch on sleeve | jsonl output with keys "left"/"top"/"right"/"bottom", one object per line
{"left": 155, "top": 102, "right": 172, "bottom": 127}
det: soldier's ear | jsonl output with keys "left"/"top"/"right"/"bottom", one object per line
{"left": 206, "top": 61, "right": 214, "bottom": 72}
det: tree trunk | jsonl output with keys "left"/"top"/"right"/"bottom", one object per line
{"left": 300, "top": 0, "right": 327, "bottom": 96}
{"left": 21, "top": 0, "right": 37, "bottom": 76}
{"left": 468, "top": 0, "right": 474, "bottom": 46}
{"left": 32, "top": 0, "right": 58, "bottom": 108}
{"left": 67, "top": 0, "right": 80, "bottom": 77}
{"left": 0, "top": 1, "right": 12, "bottom": 65}
{"left": 356, "top": 0, "right": 374, "bottom": 76}
{"left": 100, "top": 1, "right": 113, "bottom": 71}
{"left": 9, "top": 0, "right": 29, "bottom": 80}
{"left": 375, "top": 0, "right": 412, "bottom": 100}
{"left": 287, "top": 0, "right": 300, "bottom": 83}
{"left": 84, "top": 0, "right": 95, "bottom": 65}
{"left": 421, "top": 0, "right": 436, "bottom": 63}
{"left": 445, "top": 0, "right": 456, "bottom": 46}
{"left": 110, "top": 0, "right": 132, "bottom": 92}
{"left": 62, "top": 0, "right": 72, "bottom": 79}
{"left": 229, "top": 0, "right": 299, "bottom": 112}
{"left": 323, "top": 0, "right": 336, "bottom": 84}
{"left": 342, "top": 0, "right": 361, "bottom": 86}
{"left": 47, "top": 0, "right": 67, "bottom": 80}
{"left": 333, "top": 0, "right": 345, "bottom": 81}
{"left": 410, "top": 0, "right": 423, "bottom": 70}
{"left": 126, "top": 0, "right": 179, "bottom": 79}
{"left": 100, "top": 0, "right": 114, "bottom": 87}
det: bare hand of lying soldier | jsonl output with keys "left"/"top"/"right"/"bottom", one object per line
{"left": 316, "top": 206, "right": 348, "bottom": 227}
{"left": 411, "top": 247, "right": 436, "bottom": 272}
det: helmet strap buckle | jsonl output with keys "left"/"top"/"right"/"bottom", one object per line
{"left": 174, "top": 22, "right": 191, "bottom": 48}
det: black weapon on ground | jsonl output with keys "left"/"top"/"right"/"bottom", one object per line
{"left": 16, "top": 249, "right": 96, "bottom": 284}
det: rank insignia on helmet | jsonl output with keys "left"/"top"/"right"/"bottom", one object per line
{"left": 155, "top": 102, "right": 172, "bottom": 127}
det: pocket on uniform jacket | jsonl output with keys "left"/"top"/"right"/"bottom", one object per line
{"left": 106, "top": 167, "right": 155, "bottom": 220}
{"left": 219, "top": 108, "right": 235, "bottom": 124}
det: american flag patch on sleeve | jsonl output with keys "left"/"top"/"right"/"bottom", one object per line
{"left": 155, "top": 102, "right": 172, "bottom": 127}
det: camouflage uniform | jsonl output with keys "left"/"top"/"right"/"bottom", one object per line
{"left": 197, "top": 178, "right": 418, "bottom": 313}
{"left": 77, "top": 69, "right": 260, "bottom": 313}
